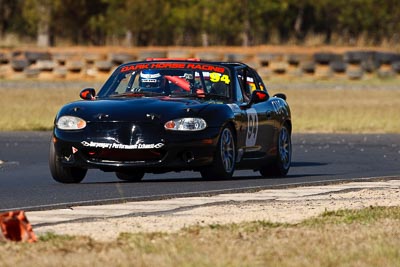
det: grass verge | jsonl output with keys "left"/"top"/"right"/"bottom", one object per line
{"left": 1, "top": 206, "right": 400, "bottom": 266}
{"left": 273, "top": 88, "right": 400, "bottom": 133}
{"left": 0, "top": 82, "right": 400, "bottom": 132}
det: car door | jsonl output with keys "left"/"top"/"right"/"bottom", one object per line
{"left": 240, "top": 68, "right": 277, "bottom": 158}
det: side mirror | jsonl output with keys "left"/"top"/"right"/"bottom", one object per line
{"left": 249, "top": 90, "right": 269, "bottom": 104}
{"left": 80, "top": 88, "right": 96, "bottom": 100}
{"left": 273, "top": 93, "right": 287, "bottom": 101}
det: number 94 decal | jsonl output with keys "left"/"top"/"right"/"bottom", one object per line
{"left": 210, "top": 72, "right": 231, "bottom": 84}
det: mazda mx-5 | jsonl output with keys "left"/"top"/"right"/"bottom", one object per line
{"left": 49, "top": 59, "right": 292, "bottom": 183}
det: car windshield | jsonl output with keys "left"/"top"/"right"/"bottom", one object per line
{"left": 97, "top": 62, "right": 232, "bottom": 99}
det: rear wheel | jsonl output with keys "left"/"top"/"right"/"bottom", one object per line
{"left": 49, "top": 142, "right": 87, "bottom": 183}
{"left": 260, "top": 124, "right": 291, "bottom": 177}
{"left": 200, "top": 126, "right": 236, "bottom": 180}
{"left": 115, "top": 171, "right": 145, "bottom": 182}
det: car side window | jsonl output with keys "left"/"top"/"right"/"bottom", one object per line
{"left": 244, "top": 69, "right": 259, "bottom": 99}
{"left": 234, "top": 78, "right": 244, "bottom": 103}
{"left": 235, "top": 68, "right": 246, "bottom": 103}
{"left": 253, "top": 71, "right": 267, "bottom": 92}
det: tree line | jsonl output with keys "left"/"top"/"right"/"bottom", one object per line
{"left": 1, "top": 0, "right": 399, "bottom": 47}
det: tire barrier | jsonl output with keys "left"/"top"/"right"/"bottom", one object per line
{"left": 286, "top": 53, "right": 310, "bottom": 66}
{"left": 66, "top": 60, "right": 85, "bottom": 73}
{"left": 137, "top": 51, "right": 166, "bottom": 61}
{"left": 375, "top": 52, "right": 400, "bottom": 64}
{"left": 377, "top": 69, "right": 395, "bottom": 79}
{"left": 392, "top": 61, "right": 400, "bottom": 73}
{"left": 24, "top": 51, "right": 51, "bottom": 64}
{"left": 52, "top": 52, "right": 71, "bottom": 65}
{"left": 270, "top": 61, "right": 289, "bottom": 74}
{"left": 329, "top": 61, "right": 347, "bottom": 73}
{"left": 346, "top": 68, "right": 364, "bottom": 80}
{"left": 313, "top": 52, "right": 341, "bottom": 65}
{"left": 109, "top": 52, "right": 135, "bottom": 65}
{"left": 167, "top": 50, "right": 191, "bottom": 58}
{"left": 95, "top": 60, "right": 113, "bottom": 72}
{"left": 224, "top": 53, "right": 249, "bottom": 62}
{"left": 0, "top": 52, "right": 10, "bottom": 64}
{"left": 36, "top": 60, "right": 56, "bottom": 71}
{"left": 10, "top": 59, "right": 29, "bottom": 72}
{"left": 0, "top": 211, "right": 37, "bottom": 243}
{"left": 0, "top": 48, "right": 399, "bottom": 80}
{"left": 194, "top": 51, "right": 221, "bottom": 61}
{"left": 344, "top": 51, "right": 374, "bottom": 64}
{"left": 256, "top": 53, "right": 284, "bottom": 67}
{"left": 300, "top": 61, "right": 316, "bottom": 74}
{"left": 83, "top": 52, "right": 104, "bottom": 64}
{"left": 53, "top": 66, "right": 68, "bottom": 78}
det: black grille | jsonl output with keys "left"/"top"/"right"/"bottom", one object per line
{"left": 86, "top": 121, "right": 164, "bottom": 145}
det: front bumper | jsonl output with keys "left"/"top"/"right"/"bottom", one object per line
{"left": 52, "top": 127, "right": 220, "bottom": 172}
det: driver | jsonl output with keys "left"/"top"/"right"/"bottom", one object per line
{"left": 138, "top": 69, "right": 169, "bottom": 93}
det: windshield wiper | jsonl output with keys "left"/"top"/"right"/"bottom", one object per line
{"left": 203, "top": 93, "right": 229, "bottom": 100}
{"left": 110, "top": 91, "right": 166, "bottom": 97}
{"left": 170, "top": 92, "right": 228, "bottom": 100}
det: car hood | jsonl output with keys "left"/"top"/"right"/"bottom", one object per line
{"left": 58, "top": 96, "right": 212, "bottom": 122}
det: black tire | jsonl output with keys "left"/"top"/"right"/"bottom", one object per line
{"left": 109, "top": 53, "right": 135, "bottom": 65}
{"left": 95, "top": 60, "right": 113, "bottom": 72}
{"left": 392, "top": 62, "right": 400, "bottom": 73}
{"left": 11, "top": 59, "right": 29, "bottom": 72}
{"left": 115, "top": 171, "right": 145, "bottom": 182}
{"left": 346, "top": 68, "right": 364, "bottom": 80}
{"left": 24, "top": 51, "right": 51, "bottom": 63}
{"left": 329, "top": 61, "right": 347, "bottom": 73}
{"left": 200, "top": 126, "right": 236, "bottom": 180}
{"left": 137, "top": 51, "right": 166, "bottom": 61}
{"left": 49, "top": 142, "right": 87, "bottom": 183}
{"left": 66, "top": 60, "right": 84, "bottom": 72}
{"left": 377, "top": 69, "right": 395, "bottom": 79}
{"left": 224, "top": 53, "right": 248, "bottom": 62}
{"left": 300, "top": 61, "right": 315, "bottom": 73}
{"left": 313, "top": 52, "right": 339, "bottom": 65}
{"left": 375, "top": 52, "right": 400, "bottom": 64}
{"left": 0, "top": 52, "right": 9, "bottom": 64}
{"left": 344, "top": 51, "right": 374, "bottom": 64}
{"left": 260, "top": 124, "right": 291, "bottom": 177}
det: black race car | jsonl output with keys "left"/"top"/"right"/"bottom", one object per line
{"left": 49, "top": 59, "right": 292, "bottom": 183}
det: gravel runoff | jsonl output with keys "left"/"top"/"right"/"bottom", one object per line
{"left": 26, "top": 179, "right": 400, "bottom": 241}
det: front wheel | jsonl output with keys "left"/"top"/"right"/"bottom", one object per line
{"left": 49, "top": 141, "right": 87, "bottom": 183}
{"left": 260, "top": 124, "right": 291, "bottom": 177}
{"left": 200, "top": 126, "right": 236, "bottom": 180}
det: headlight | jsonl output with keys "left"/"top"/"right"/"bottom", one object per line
{"left": 56, "top": 116, "right": 87, "bottom": 130}
{"left": 164, "top": 118, "right": 207, "bottom": 131}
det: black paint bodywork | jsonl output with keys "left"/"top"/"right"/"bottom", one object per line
{"left": 51, "top": 60, "right": 291, "bottom": 175}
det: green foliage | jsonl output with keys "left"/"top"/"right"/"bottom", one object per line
{"left": 1, "top": 0, "right": 400, "bottom": 46}
{"left": 0, "top": 0, "right": 28, "bottom": 38}
{"left": 39, "top": 232, "right": 76, "bottom": 242}
{"left": 303, "top": 206, "right": 400, "bottom": 226}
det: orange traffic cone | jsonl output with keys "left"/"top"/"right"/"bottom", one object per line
{"left": 0, "top": 211, "right": 37, "bottom": 242}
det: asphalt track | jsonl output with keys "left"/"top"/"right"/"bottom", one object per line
{"left": 0, "top": 131, "right": 399, "bottom": 212}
